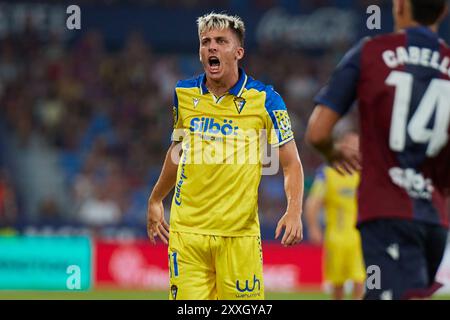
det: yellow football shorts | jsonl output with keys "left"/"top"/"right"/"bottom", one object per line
{"left": 168, "top": 231, "right": 265, "bottom": 300}
{"left": 324, "top": 230, "right": 366, "bottom": 286}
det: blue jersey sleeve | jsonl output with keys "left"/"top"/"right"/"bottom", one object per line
{"left": 314, "top": 38, "right": 368, "bottom": 116}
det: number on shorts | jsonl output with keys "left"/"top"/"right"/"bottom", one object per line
{"left": 168, "top": 252, "right": 179, "bottom": 277}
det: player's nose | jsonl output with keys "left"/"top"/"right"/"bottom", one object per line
{"left": 208, "top": 42, "right": 218, "bottom": 52}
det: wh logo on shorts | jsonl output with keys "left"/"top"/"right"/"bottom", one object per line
{"left": 236, "top": 274, "right": 261, "bottom": 292}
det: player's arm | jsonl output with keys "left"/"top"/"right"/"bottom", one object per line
{"left": 147, "top": 141, "right": 181, "bottom": 245}
{"left": 303, "top": 172, "right": 326, "bottom": 245}
{"left": 306, "top": 38, "right": 367, "bottom": 175}
{"left": 306, "top": 106, "right": 361, "bottom": 175}
{"left": 304, "top": 195, "right": 323, "bottom": 245}
{"left": 275, "top": 140, "right": 304, "bottom": 247}
{"left": 147, "top": 85, "right": 183, "bottom": 245}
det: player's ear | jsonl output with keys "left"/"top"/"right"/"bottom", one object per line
{"left": 198, "top": 37, "right": 203, "bottom": 62}
{"left": 235, "top": 46, "right": 244, "bottom": 61}
{"left": 394, "top": 0, "right": 405, "bottom": 17}
{"left": 393, "top": 0, "right": 407, "bottom": 30}
{"left": 438, "top": 4, "right": 449, "bottom": 23}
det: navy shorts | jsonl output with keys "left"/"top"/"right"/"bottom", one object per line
{"left": 358, "top": 219, "right": 448, "bottom": 300}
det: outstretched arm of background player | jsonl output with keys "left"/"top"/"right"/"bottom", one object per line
{"left": 304, "top": 194, "right": 324, "bottom": 246}
{"left": 275, "top": 140, "right": 304, "bottom": 247}
{"left": 147, "top": 141, "right": 181, "bottom": 245}
{"left": 306, "top": 105, "right": 361, "bottom": 175}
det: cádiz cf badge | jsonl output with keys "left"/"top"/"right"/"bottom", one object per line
{"left": 234, "top": 97, "right": 246, "bottom": 114}
{"left": 193, "top": 98, "right": 200, "bottom": 108}
{"left": 171, "top": 284, "right": 178, "bottom": 300}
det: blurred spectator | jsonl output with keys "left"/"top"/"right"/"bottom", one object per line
{"left": 36, "top": 197, "right": 65, "bottom": 228}
{"left": 78, "top": 184, "right": 122, "bottom": 228}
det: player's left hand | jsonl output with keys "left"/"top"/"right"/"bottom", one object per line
{"left": 327, "top": 141, "right": 361, "bottom": 175}
{"left": 275, "top": 212, "right": 303, "bottom": 247}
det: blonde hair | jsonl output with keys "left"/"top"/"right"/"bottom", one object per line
{"left": 197, "top": 12, "right": 245, "bottom": 46}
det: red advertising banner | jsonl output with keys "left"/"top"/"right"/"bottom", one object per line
{"left": 94, "top": 240, "right": 323, "bottom": 291}
{"left": 262, "top": 243, "right": 323, "bottom": 291}
{"left": 95, "top": 240, "right": 168, "bottom": 290}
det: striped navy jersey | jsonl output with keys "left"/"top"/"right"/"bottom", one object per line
{"left": 315, "top": 26, "right": 450, "bottom": 228}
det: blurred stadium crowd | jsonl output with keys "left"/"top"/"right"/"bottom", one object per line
{"left": 0, "top": 0, "right": 392, "bottom": 239}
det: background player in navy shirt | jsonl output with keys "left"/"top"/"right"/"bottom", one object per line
{"left": 306, "top": 0, "right": 450, "bottom": 299}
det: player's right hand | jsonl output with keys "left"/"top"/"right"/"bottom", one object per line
{"left": 147, "top": 199, "right": 170, "bottom": 245}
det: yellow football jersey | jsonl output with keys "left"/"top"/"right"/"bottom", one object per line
{"left": 170, "top": 68, "right": 294, "bottom": 237}
{"left": 309, "top": 166, "right": 365, "bottom": 285}
{"left": 308, "top": 166, "right": 360, "bottom": 236}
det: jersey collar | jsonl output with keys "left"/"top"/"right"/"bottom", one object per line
{"left": 405, "top": 25, "right": 439, "bottom": 39}
{"left": 199, "top": 68, "right": 248, "bottom": 97}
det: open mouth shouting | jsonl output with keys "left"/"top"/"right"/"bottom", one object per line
{"left": 208, "top": 56, "right": 221, "bottom": 74}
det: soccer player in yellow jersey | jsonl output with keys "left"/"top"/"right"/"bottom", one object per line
{"left": 146, "top": 12, "right": 304, "bottom": 300}
{"left": 304, "top": 131, "right": 365, "bottom": 300}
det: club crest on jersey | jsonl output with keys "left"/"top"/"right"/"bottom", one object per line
{"left": 234, "top": 97, "right": 246, "bottom": 114}
{"left": 193, "top": 98, "right": 200, "bottom": 108}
